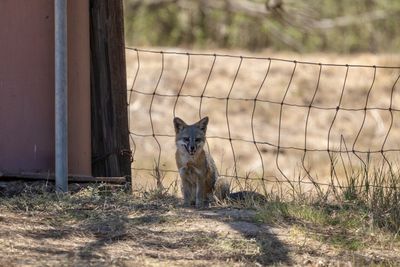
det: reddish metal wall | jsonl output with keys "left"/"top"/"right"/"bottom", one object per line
{"left": 0, "top": 0, "right": 91, "bottom": 175}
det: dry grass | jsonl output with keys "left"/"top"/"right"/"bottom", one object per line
{"left": 0, "top": 181, "right": 399, "bottom": 266}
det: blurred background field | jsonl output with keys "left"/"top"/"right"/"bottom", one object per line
{"left": 124, "top": 0, "right": 400, "bottom": 53}
{"left": 123, "top": 0, "right": 400, "bottom": 192}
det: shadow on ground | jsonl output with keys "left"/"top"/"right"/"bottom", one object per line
{"left": 196, "top": 208, "right": 291, "bottom": 265}
{"left": 0, "top": 181, "right": 291, "bottom": 266}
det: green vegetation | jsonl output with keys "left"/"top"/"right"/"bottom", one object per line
{"left": 124, "top": 0, "right": 400, "bottom": 52}
{"left": 256, "top": 202, "right": 370, "bottom": 250}
{"left": 251, "top": 162, "right": 400, "bottom": 252}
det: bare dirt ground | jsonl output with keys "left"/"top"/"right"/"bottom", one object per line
{"left": 0, "top": 182, "right": 399, "bottom": 266}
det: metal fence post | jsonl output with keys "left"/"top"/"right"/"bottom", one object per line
{"left": 55, "top": 0, "right": 68, "bottom": 192}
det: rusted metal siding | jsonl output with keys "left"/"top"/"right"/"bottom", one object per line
{"left": 0, "top": 0, "right": 91, "bottom": 176}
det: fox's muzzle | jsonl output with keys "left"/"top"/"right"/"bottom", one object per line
{"left": 187, "top": 144, "right": 196, "bottom": 155}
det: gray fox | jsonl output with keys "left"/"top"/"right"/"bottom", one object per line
{"left": 173, "top": 117, "right": 229, "bottom": 208}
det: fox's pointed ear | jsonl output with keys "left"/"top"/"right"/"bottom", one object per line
{"left": 173, "top": 117, "right": 187, "bottom": 133}
{"left": 196, "top": 116, "right": 209, "bottom": 133}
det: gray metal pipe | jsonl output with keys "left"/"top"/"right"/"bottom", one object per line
{"left": 55, "top": 0, "right": 68, "bottom": 192}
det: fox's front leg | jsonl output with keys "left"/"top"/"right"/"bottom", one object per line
{"left": 182, "top": 186, "right": 194, "bottom": 207}
{"left": 195, "top": 177, "right": 208, "bottom": 208}
{"left": 181, "top": 176, "right": 195, "bottom": 206}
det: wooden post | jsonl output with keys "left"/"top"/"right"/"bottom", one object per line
{"left": 89, "top": 0, "right": 131, "bottom": 178}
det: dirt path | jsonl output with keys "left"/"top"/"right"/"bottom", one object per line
{"left": 0, "top": 184, "right": 398, "bottom": 266}
{"left": 0, "top": 207, "right": 292, "bottom": 266}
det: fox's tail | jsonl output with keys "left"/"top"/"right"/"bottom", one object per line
{"left": 214, "top": 177, "right": 230, "bottom": 201}
{"left": 227, "top": 191, "right": 267, "bottom": 203}
{"left": 214, "top": 177, "right": 267, "bottom": 203}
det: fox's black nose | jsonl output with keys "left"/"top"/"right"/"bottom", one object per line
{"left": 187, "top": 144, "right": 196, "bottom": 155}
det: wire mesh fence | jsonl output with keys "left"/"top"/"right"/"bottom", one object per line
{"left": 126, "top": 47, "right": 400, "bottom": 193}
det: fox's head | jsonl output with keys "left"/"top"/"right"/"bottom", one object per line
{"left": 173, "top": 117, "right": 208, "bottom": 156}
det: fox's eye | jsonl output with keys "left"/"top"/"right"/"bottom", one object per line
{"left": 183, "top": 137, "right": 189, "bottom": 142}
{"left": 195, "top": 138, "right": 202, "bottom": 142}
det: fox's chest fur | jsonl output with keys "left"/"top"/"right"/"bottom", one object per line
{"left": 175, "top": 149, "right": 216, "bottom": 187}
